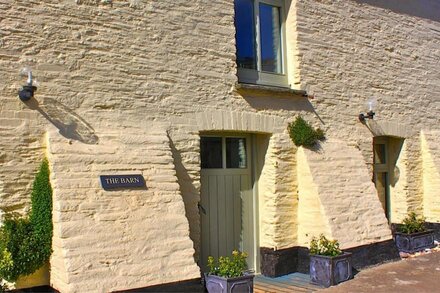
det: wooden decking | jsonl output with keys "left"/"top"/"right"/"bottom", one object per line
{"left": 254, "top": 273, "right": 323, "bottom": 293}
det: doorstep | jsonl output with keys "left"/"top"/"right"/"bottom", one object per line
{"left": 254, "top": 273, "right": 322, "bottom": 293}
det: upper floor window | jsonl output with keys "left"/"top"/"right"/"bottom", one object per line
{"left": 235, "top": 0, "right": 288, "bottom": 87}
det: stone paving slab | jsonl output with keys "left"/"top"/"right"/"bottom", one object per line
{"left": 320, "top": 250, "right": 440, "bottom": 293}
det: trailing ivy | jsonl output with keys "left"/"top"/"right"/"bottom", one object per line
{"left": 288, "top": 116, "right": 325, "bottom": 147}
{"left": 0, "top": 159, "right": 53, "bottom": 282}
{"left": 29, "top": 159, "right": 53, "bottom": 267}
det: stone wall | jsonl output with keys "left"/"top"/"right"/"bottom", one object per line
{"left": 297, "top": 140, "right": 392, "bottom": 249}
{"left": 421, "top": 131, "right": 440, "bottom": 222}
{"left": 297, "top": 146, "right": 332, "bottom": 246}
{"left": 258, "top": 132, "right": 298, "bottom": 250}
{"left": 388, "top": 139, "right": 410, "bottom": 223}
{"left": 0, "top": 1, "right": 240, "bottom": 290}
{"left": 297, "top": 0, "right": 440, "bottom": 139}
{"left": 0, "top": 97, "right": 46, "bottom": 216}
{"left": 1, "top": 0, "right": 440, "bottom": 290}
{"left": 296, "top": 0, "right": 440, "bottom": 220}
{"left": 47, "top": 126, "right": 200, "bottom": 292}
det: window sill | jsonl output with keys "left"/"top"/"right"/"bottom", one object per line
{"left": 234, "top": 82, "right": 309, "bottom": 98}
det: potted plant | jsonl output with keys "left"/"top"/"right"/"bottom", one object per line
{"left": 204, "top": 250, "right": 254, "bottom": 293}
{"left": 394, "top": 212, "right": 435, "bottom": 253}
{"left": 309, "top": 234, "right": 352, "bottom": 288}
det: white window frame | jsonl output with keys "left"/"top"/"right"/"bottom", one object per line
{"left": 236, "top": 0, "right": 288, "bottom": 87}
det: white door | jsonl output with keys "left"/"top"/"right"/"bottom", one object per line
{"left": 199, "top": 134, "right": 255, "bottom": 273}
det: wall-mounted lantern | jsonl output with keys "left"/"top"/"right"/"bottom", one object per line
{"left": 18, "top": 67, "right": 37, "bottom": 101}
{"left": 359, "top": 98, "right": 376, "bottom": 122}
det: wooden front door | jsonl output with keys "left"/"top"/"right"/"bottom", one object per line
{"left": 199, "top": 134, "right": 255, "bottom": 273}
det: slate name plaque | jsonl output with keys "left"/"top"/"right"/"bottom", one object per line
{"left": 100, "top": 175, "right": 146, "bottom": 190}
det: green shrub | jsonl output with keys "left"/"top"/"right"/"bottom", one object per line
{"left": 29, "top": 159, "right": 53, "bottom": 267}
{"left": 207, "top": 250, "right": 248, "bottom": 278}
{"left": 288, "top": 116, "right": 325, "bottom": 147}
{"left": 0, "top": 224, "right": 14, "bottom": 278}
{"left": 310, "top": 234, "right": 342, "bottom": 257}
{"left": 0, "top": 159, "right": 53, "bottom": 282}
{"left": 398, "top": 212, "right": 426, "bottom": 234}
{"left": 0, "top": 218, "right": 38, "bottom": 281}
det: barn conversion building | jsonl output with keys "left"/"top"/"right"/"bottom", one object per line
{"left": 1, "top": 0, "right": 439, "bottom": 291}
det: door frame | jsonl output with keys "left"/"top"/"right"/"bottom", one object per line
{"left": 199, "top": 132, "right": 260, "bottom": 273}
{"left": 373, "top": 136, "right": 391, "bottom": 220}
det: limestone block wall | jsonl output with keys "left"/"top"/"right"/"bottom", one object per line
{"left": 297, "top": 140, "right": 392, "bottom": 249}
{"left": 285, "top": 0, "right": 302, "bottom": 87}
{"left": 0, "top": 97, "right": 47, "bottom": 216}
{"left": 388, "top": 139, "right": 410, "bottom": 223}
{"left": 297, "top": 0, "right": 440, "bottom": 139}
{"left": 173, "top": 109, "right": 298, "bottom": 255}
{"left": 268, "top": 132, "right": 298, "bottom": 249}
{"left": 365, "top": 121, "right": 417, "bottom": 218}
{"left": 0, "top": 0, "right": 239, "bottom": 218}
{"left": 47, "top": 126, "right": 199, "bottom": 292}
{"left": 297, "top": 147, "right": 332, "bottom": 246}
{"left": 257, "top": 132, "right": 297, "bottom": 250}
{"left": 167, "top": 127, "right": 202, "bottom": 262}
{"left": 295, "top": 0, "right": 440, "bottom": 221}
{"left": 421, "top": 131, "right": 440, "bottom": 222}
{"left": 1, "top": 0, "right": 440, "bottom": 289}
{"left": 405, "top": 138, "right": 425, "bottom": 215}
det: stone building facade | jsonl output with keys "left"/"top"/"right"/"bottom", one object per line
{"left": 0, "top": 0, "right": 439, "bottom": 292}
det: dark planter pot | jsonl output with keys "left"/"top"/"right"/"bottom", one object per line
{"left": 310, "top": 252, "right": 352, "bottom": 288}
{"left": 204, "top": 273, "right": 254, "bottom": 293}
{"left": 394, "top": 229, "right": 435, "bottom": 253}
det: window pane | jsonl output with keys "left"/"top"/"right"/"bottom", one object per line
{"left": 235, "top": 0, "right": 257, "bottom": 70}
{"left": 259, "top": 3, "right": 282, "bottom": 73}
{"left": 226, "top": 138, "right": 247, "bottom": 169}
{"left": 201, "top": 137, "right": 223, "bottom": 169}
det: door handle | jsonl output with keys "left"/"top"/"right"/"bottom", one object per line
{"left": 198, "top": 202, "right": 207, "bottom": 215}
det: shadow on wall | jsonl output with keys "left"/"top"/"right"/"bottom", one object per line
{"left": 168, "top": 134, "right": 199, "bottom": 261}
{"left": 387, "top": 137, "right": 404, "bottom": 188}
{"left": 243, "top": 95, "right": 325, "bottom": 125}
{"left": 243, "top": 95, "right": 314, "bottom": 112}
{"left": 26, "top": 98, "right": 99, "bottom": 144}
{"left": 355, "top": 0, "right": 440, "bottom": 22}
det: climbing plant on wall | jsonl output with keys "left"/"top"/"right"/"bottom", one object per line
{"left": 288, "top": 116, "right": 325, "bottom": 147}
{"left": 0, "top": 159, "right": 53, "bottom": 282}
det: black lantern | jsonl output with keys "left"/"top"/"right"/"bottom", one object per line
{"left": 18, "top": 67, "right": 37, "bottom": 101}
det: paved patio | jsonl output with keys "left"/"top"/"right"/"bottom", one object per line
{"left": 255, "top": 249, "right": 440, "bottom": 293}
{"left": 321, "top": 250, "right": 440, "bottom": 293}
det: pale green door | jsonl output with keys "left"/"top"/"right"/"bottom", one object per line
{"left": 373, "top": 136, "right": 390, "bottom": 220}
{"left": 200, "top": 135, "right": 255, "bottom": 273}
